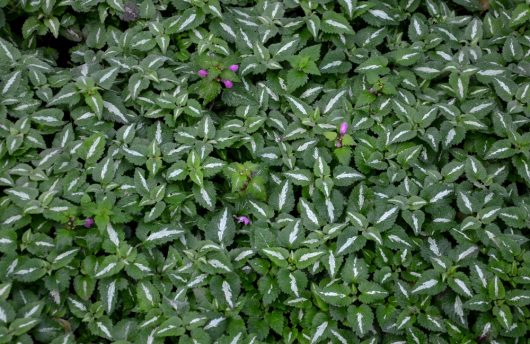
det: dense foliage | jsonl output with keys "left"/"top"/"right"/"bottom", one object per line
{"left": 1, "top": 0, "right": 530, "bottom": 343}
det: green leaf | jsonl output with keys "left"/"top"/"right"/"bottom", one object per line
{"left": 347, "top": 304, "right": 373, "bottom": 337}
{"left": 321, "top": 11, "right": 354, "bottom": 35}
{"left": 80, "top": 134, "right": 106, "bottom": 164}
{"left": 261, "top": 247, "right": 289, "bottom": 268}
{"left": 206, "top": 208, "right": 235, "bottom": 246}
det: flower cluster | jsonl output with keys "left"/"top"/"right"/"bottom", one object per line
{"left": 335, "top": 122, "right": 349, "bottom": 147}
{"left": 197, "top": 64, "right": 239, "bottom": 89}
{"left": 0, "top": 1, "right": 529, "bottom": 343}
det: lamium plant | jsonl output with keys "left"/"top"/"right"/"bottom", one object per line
{"left": 0, "top": 0, "right": 530, "bottom": 343}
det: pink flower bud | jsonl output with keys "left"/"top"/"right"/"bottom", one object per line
{"left": 335, "top": 141, "right": 342, "bottom": 148}
{"left": 339, "top": 122, "right": 348, "bottom": 136}
{"left": 228, "top": 64, "right": 239, "bottom": 72}
{"left": 198, "top": 69, "right": 208, "bottom": 77}
{"left": 236, "top": 216, "right": 251, "bottom": 225}
{"left": 84, "top": 218, "right": 95, "bottom": 228}
{"left": 222, "top": 79, "right": 233, "bottom": 88}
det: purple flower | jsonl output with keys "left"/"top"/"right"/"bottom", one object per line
{"left": 198, "top": 69, "right": 208, "bottom": 77}
{"left": 222, "top": 79, "right": 233, "bottom": 88}
{"left": 335, "top": 141, "right": 342, "bottom": 148}
{"left": 122, "top": 1, "right": 139, "bottom": 22}
{"left": 339, "top": 122, "right": 348, "bottom": 136}
{"left": 84, "top": 218, "right": 94, "bottom": 228}
{"left": 236, "top": 216, "right": 251, "bottom": 225}
{"left": 228, "top": 64, "right": 239, "bottom": 72}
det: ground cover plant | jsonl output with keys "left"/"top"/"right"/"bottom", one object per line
{"left": 1, "top": 0, "right": 530, "bottom": 343}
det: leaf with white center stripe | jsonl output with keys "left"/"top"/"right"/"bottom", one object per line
{"left": 202, "top": 157, "right": 225, "bottom": 177}
{"left": 136, "top": 281, "right": 159, "bottom": 309}
{"left": 321, "top": 11, "right": 353, "bottom": 34}
{"left": 385, "top": 229, "right": 412, "bottom": 251}
{"left": 193, "top": 182, "right": 217, "bottom": 211}
{"left": 316, "top": 283, "right": 351, "bottom": 306}
{"left": 412, "top": 274, "right": 443, "bottom": 295}
{"left": 84, "top": 92, "right": 104, "bottom": 119}
{"left": 506, "top": 290, "right": 530, "bottom": 306}
{"left": 335, "top": 227, "right": 366, "bottom": 256}
{"left": 9, "top": 317, "right": 41, "bottom": 336}
{"left": 0, "top": 299, "right": 15, "bottom": 323}
{"left": 358, "top": 281, "right": 388, "bottom": 303}
{"left": 270, "top": 36, "right": 299, "bottom": 61}
{"left": 50, "top": 248, "right": 79, "bottom": 269}
{"left": 449, "top": 72, "right": 468, "bottom": 100}
{"left": 448, "top": 273, "right": 473, "bottom": 298}
{"left": 94, "top": 256, "right": 123, "bottom": 279}
{"left": 396, "top": 144, "right": 422, "bottom": 165}
{"left": 92, "top": 156, "right": 116, "bottom": 184}
{"left": 284, "top": 169, "right": 312, "bottom": 186}
{"left": 338, "top": 0, "right": 355, "bottom": 18}
{"left": 13, "top": 258, "right": 47, "bottom": 282}
{"left": 493, "top": 304, "right": 512, "bottom": 330}
{"left": 418, "top": 313, "right": 446, "bottom": 332}
{"left": 333, "top": 166, "right": 364, "bottom": 186}
{"left": 1, "top": 70, "right": 21, "bottom": 95}
{"left": 485, "top": 139, "right": 514, "bottom": 160}
{"left": 355, "top": 56, "right": 388, "bottom": 74}
{"left": 465, "top": 156, "right": 487, "bottom": 182}
{"left": 465, "top": 17, "right": 482, "bottom": 42}
{"left": 372, "top": 205, "right": 399, "bottom": 229}
{"left": 426, "top": 185, "right": 454, "bottom": 203}
{"left": 144, "top": 201, "right": 165, "bottom": 223}
{"left": 294, "top": 248, "right": 325, "bottom": 269}
{"left": 248, "top": 199, "right": 273, "bottom": 220}
{"left": 197, "top": 115, "right": 216, "bottom": 140}
{"left": 261, "top": 247, "right": 289, "bottom": 267}
{"left": 278, "top": 219, "right": 304, "bottom": 248}
{"left": 347, "top": 304, "right": 373, "bottom": 337}
{"left": 323, "top": 250, "right": 340, "bottom": 278}
{"left": 285, "top": 95, "right": 311, "bottom": 117}
{"left": 319, "top": 49, "right": 351, "bottom": 74}
{"left": 80, "top": 134, "right": 106, "bottom": 164}
{"left": 277, "top": 269, "right": 307, "bottom": 297}
{"left": 0, "top": 37, "right": 19, "bottom": 63}
{"left": 321, "top": 89, "right": 347, "bottom": 114}
{"left": 0, "top": 229, "right": 16, "bottom": 253}
{"left": 31, "top": 108, "right": 65, "bottom": 127}
{"left": 127, "top": 73, "right": 149, "bottom": 100}
{"left": 165, "top": 160, "right": 187, "bottom": 181}
{"left": 413, "top": 64, "right": 441, "bottom": 79}
{"left": 456, "top": 190, "right": 476, "bottom": 214}
{"left": 94, "top": 66, "right": 119, "bottom": 89}
{"left": 144, "top": 226, "right": 182, "bottom": 246}
{"left": 394, "top": 48, "right": 421, "bottom": 66}
{"left": 298, "top": 198, "right": 320, "bottom": 230}
{"left": 365, "top": 8, "right": 397, "bottom": 24}
{"left": 492, "top": 77, "right": 517, "bottom": 102}
{"left": 310, "top": 321, "right": 328, "bottom": 344}
{"left": 5, "top": 186, "right": 38, "bottom": 204}
{"left": 402, "top": 210, "right": 424, "bottom": 235}
{"left": 221, "top": 280, "right": 235, "bottom": 308}
{"left": 68, "top": 296, "right": 88, "bottom": 317}
{"left": 408, "top": 14, "right": 427, "bottom": 41}
{"left": 498, "top": 206, "right": 527, "bottom": 229}
{"left": 510, "top": 4, "right": 530, "bottom": 27}
{"left": 99, "top": 279, "right": 118, "bottom": 314}
{"left": 502, "top": 36, "right": 523, "bottom": 62}
{"left": 47, "top": 83, "right": 79, "bottom": 106}
{"left": 156, "top": 317, "right": 183, "bottom": 337}
{"left": 271, "top": 180, "right": 294, "bottom": 213}
{"left": 512, "top": 156, "right": 530, "bottom": 186}
{"left": 206, "top": 207, "right": 235, "bottom": 246}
